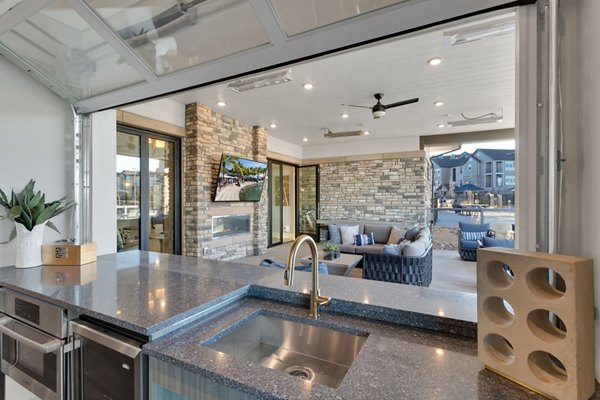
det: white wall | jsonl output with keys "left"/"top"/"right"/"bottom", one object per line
{"left": 576, "top": 0, "right": 600, "bottom": 382}
{"left": 267, "top": 135, "right": 303, "bottom": 159}
{"left": 121, "top": 99, "right": 186, "bottom": 128}
{"left": 0, "top": 58, "right": 73, "bottom": 267}
{"left": 301, "top": 136, "right": 421, "bottom": 159}
{"left": 91, "top": 111, "right": 117, "bottom": 255}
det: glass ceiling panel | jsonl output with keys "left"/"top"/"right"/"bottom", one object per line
{"left": 85, "top": 0, "right": 270, "bottom": 76}
{"left": 0, "top": 0, "right": 144, "bottom": 99}
{"left": 271, "top": 0, "right": 410, "bottom": 37}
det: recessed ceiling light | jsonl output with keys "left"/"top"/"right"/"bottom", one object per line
{"left": 428, "top": 57, "right": 442, "bottom": 66}
{"left": 303, "top": 137, "right": 308, "bottom": 142}
{"left": 433, "top": 100, "right": 445, "bottom": 107}
{"left": 303, "top": 83, "right": 314, "bottom": 90}
{"left": 269, "top": 123, "right": 277, "bottom": 128}
{"left": 363, "top": 130, "right": 370, "bottom": 135}
{"left": 341, "top": 113, "right": 349, "bottom": 118}
{"left": 437, "top": 123, "right": 446, "bottom": 128}
{"left": 216, "top": 100, "right": 227, "bottom": 107}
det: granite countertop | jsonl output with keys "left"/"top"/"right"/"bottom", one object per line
{"left": 144, "top": 297, "right": 561, "bottom": 400}
{"left": 0, "top": 251, "right": 477, "bottom": 339}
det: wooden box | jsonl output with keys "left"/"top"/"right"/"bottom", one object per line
{"left": 42, "top": 263, "right": 97, "bottom": 285}
{"left": 42, "top": 243, "right": 97, "bottom": 266}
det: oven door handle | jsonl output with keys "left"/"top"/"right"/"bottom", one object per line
{"left": 0, "top": 317, "right": 63, "bottom": 354}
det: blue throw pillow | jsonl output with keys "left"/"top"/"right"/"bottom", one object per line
{"left": 354, "top": 232, "right": 374, "bottom": 246}
{"left": 461, "top": 231, "right": 487, "bottom": 241}
{"left": 328, "top": 224, "right": 342, "bottom": 244}
{"left": 383, "top": 244, "right": 401, "bottom": 255}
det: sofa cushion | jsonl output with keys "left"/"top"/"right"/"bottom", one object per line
{"left": 460, "top": 240, "right": 480, "bottom": 250}
{"left": 416, "top": 227, "right": 431, "bottom": 241}
{"left": 458, "top": 221, "right": 490, "bottom": 232}
{"left": 355, "top": 233, "right": 374, "bottom": 246}
{"left": 364, "top": 224, "right": 392, "bottom": 244}
{"left": 355, "top": 243, "right": 385, "bottom": 254}
{"left": 404, "top": 226, "right": 420, "bottom": 241}
{"left": 387, "top": 226, "right": 404, "bottom": 244}
{"left": 340, "top": 225, "right": 359, "bottom": 244}
{"left": 415, "top": 234, "right": 432, "bottom": 249}
{"left": 402, "top": 241, "right": 426, "bottom": 257}
{"left": 482, "top": 237, "right": 515, "bottom": 248}
{"left": 338, "top": 244, "right": 357, "bottom": 254}
{"left": 328, "top": 224, "right": 342, "bottom": 244}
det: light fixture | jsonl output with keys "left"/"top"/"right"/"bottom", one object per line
{"left": 341, "top": 113, "right": 349, "bottom": 118}
{"left": 269, "top": 123, "right": 277, "bottom": 128}
{"left": 363, "top": 130, "right": 371, "bottom": 135}
{"left": 437, "top": 123, "right": 446, "bottom": 128}
{"left": 302, "top": 137, "right": 308, "bottom": 142}
{"left": 427, "top": 57, "right": 442, "bottom": 66}
{"left": 446, "top": 110, "right": 504, "bottom": 127}
{"left": 303, "top": 83, "right": 314, "bottom": 90}
{"left": 444, "top": 17, "right": 515, "bottom": 46}
{"left": 433, "top": 100, "right": 445, "bottom": 107}
{"left": 216, "top": 100, "right": 226, "bottom": 107}
{"left": 227, "top": 69, "right": 292, "bottom": 93}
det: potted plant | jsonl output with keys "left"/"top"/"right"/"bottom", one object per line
{"left": 0, "top": 180, "right": 76, "bottom": 268}
{"left": 323, "top": 242, "right": 339, "bottom": 260}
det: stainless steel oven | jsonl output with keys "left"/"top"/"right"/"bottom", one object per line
{"left": 0, "top": 288, "right": 69, "bottom": 400}
{"left": 71, "top": 320, "right": 145, "bottom": 400}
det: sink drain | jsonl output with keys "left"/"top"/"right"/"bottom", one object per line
{"left": 284, "top": 366, "right": 315, "bottom": 382}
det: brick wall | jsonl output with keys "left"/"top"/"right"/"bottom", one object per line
{"left": 319, "top": 152, "right": 431, "bottom": 225}
{"left": 183, "top": 103, "right": 268, "bottom": 260}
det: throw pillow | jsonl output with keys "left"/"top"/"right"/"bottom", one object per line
{"left": 383, "top": 244, "right": 402, "bottom": 255}
{"left": 404, "top": 226, "right": 419, "bottom": 241}
{"left": 328, "top": 224, "right": 342, "bottom": 244}
{"left": 462, "top": 231, "right": 487, "bottom": 241}
{"left": 340, "top": 225, "right": 359, "bottom": 245}
{"left": 416, "top": 227, "right": 431, "bottom": 241}
{"left": 402, "top": 241, "right": 426, "bottom": 257}
{"left": 355, "top": 232, "right": 375, "bottom": 246}
{"left": 387, "top": 226, "right": 404, "bottom": 244}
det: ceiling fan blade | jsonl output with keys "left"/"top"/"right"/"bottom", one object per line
{"left": 342, "top": 104, "right": 372, "bottom": 109}
{"left": 385, "top": 97, "right": 419, "bottom": 109}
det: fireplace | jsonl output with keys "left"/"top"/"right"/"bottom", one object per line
{"left": 212, "top": 214, "right": 251, "bottom": 239}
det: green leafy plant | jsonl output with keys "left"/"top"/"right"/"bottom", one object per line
{"left": 0, "top": 180, "right": 76, "bottom": 243}
{"left": 323, "top": 242, "right": 338, "bottom": 252}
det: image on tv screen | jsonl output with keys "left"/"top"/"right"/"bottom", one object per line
{"left": 214, "top": 155, "right": 267, "bottom": 202}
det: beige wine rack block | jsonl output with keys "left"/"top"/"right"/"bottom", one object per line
{"left": 477, "top": 248, "right": 595, "bottom": 400}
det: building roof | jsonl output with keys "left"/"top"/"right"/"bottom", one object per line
{"left": 431, "top": 152, "right": 471, "bottom": 168}
{"left": 475, "top": 149, "right": 515, "bottom": 161}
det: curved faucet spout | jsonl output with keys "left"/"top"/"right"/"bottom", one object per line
{"left": 285, "top": 235, "right": 330, "bottom": 319}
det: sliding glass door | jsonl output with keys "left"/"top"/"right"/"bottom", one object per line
{"left": 268, "top": 160, "right": 296, "bottom": 247}
{"left": 116, "top": 126, "right": 181, "bottom": 254}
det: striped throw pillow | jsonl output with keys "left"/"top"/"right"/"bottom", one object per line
{"left": 355, "top": 232, "right": 374, "bottom": 246}
{"left": 462, "top": 231, "right": 487, "bottom": 241}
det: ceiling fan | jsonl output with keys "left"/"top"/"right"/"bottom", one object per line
{"left": 343, "top": 93, "right": 419, "bottom": 119}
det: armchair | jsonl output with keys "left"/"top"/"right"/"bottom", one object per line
{"left": 458, "top": 222, "right": 492, "bottom": 261}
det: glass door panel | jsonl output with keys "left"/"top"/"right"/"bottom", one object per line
{"left": 269, "top": 162, "right": 283, "bottom": 246}
{"left": 116, "top": 132, "right": 141, "bottom": 252}
{"left": 148, "top": 138, "right": 175, "bottom": 254}
{"left": 281, "top": 164, "right": 296, "bottom": 242}
{"left": 298, "top": 165, "right": 319, "bottom": 238}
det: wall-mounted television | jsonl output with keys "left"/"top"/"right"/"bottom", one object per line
{"left": 213, "top": 154, "right": 267, "bottom": 202}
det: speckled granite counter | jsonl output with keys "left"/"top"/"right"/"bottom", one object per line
{"left": 0, "top": 251, "right": 476, "bottom": 339}
{"left": 145, "top": 297, "right": 598, "bottom": 400}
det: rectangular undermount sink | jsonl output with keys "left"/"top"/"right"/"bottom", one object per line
{"left": 204, "top": 313, "right": 368, "bottom": 389}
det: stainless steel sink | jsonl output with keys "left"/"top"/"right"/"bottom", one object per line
{"left": 205, "top": 314, "right": 368, "bottom": 389}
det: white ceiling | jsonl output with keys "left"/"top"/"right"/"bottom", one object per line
{"left": 168, "top": 12, "right": 516, "bottom": 147}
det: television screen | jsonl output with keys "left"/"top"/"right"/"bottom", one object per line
{"left": 213, "top": 154, "right": 267, "bottom": 202}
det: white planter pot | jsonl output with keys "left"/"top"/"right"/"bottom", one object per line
{"left": 15, "top": 222, "right": 46, "bottom": 268}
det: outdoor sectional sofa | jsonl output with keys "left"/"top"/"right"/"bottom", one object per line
{"left": 325, "top": 222, "right": 433, "bottom": 287}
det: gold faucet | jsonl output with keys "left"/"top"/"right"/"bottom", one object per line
{"left": 285, "top": 235, "right": 330, "bottom": 319}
